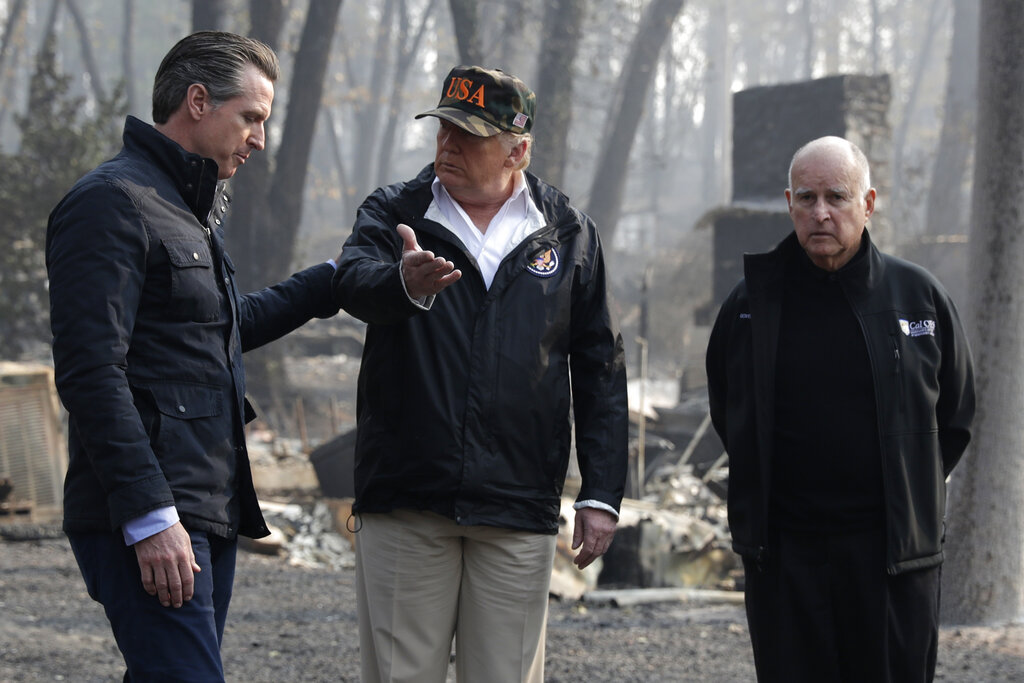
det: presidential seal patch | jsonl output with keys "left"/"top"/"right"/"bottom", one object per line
{"left": 527, "top": 248, "right": 559, "bottom": 277}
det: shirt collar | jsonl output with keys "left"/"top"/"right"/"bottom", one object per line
{"left": 429, "top": 171, "right": 528, "bottom": 212}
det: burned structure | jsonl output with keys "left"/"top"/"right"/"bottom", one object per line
{"left": 0, "top": 362, "right": 67, "bottom": 523}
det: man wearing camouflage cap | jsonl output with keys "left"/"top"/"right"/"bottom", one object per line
{"left": 333, "top": 66, "right": 628, "bottom": 682}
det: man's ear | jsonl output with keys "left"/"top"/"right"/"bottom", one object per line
{"left": 505, "top": 139, "right": 527, "bottom": 168}
{"left": 864, "top": 187, "right": 877, "bottom": 220}
{"left": 185, "top": 83, "right": 210, "bottom": 121}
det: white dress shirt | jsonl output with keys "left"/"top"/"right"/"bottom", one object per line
{"left": 424, "top": 172, "right": 545, "bottom": 289}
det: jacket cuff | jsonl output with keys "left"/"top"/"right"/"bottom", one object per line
{"left": 574, "top": 488, "right": 623, "bottom": 514}
{"left": 573, "top": 499, "right": 619, "bottom": 520}
{"left": 107, "top": 474, "right": 175, "bottom": 532}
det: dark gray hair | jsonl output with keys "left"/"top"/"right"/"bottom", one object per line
{"left": 152, "top": 31, "right": 279, "bottom": 124}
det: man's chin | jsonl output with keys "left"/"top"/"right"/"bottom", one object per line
{"left": 803, "top": 238, "right": 838, "bottom": 254}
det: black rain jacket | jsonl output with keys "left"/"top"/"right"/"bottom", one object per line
{"left": 706, "top": 230, "right": 975, "bottom": 574}
{"left": 47, "top": 116, "right": 338, "bottom": 539}
{"left": 333, "top": 164, "right": 628, "bottom": 534}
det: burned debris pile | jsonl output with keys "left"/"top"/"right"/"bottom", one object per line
{"left": 239, "top": 383, "right": 740, "bottom": 604}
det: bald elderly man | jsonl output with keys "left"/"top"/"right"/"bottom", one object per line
{"left": 706, "top": 136, "right": 975, "bottom": 682}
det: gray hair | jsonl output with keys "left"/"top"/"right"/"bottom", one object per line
{"left": 788, "top": 136, "right": 872, "bottom": 199}
{"left": 500, "top": 131, "right": 533, "bottom": 172}
{"left": 152, "top": 31, "right": 279, "bottom": 124}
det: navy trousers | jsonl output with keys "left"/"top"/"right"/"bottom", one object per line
{"left": 68, "top": 529, "right": 237, "bottom": 683}
{"left": 743, "top": 527, "right": 941, "bottom": 683}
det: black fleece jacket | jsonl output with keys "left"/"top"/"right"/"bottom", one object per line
{"left": 707, "top": 230, "right": 975, "bottom": 574}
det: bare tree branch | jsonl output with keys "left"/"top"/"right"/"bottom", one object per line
{"left": 375, "top": 0, "right": 439, "bottom": 188}
{"left": 64, "top": 0, "right": 106, "bottom": 102}
{"left": 0, "top": 0, "right": 27, "bottom": 77}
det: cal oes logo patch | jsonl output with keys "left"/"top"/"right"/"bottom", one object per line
{"left": 527, "top": 248, "right": 559, "bottom": 278}
{"left": 899, "top": 318, "right": 936, "bottom": 337}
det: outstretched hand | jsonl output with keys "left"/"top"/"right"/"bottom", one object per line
{"left": 397, "top": 223, "right": 461, "bottom": 299}
{"left": 572, "top": 507, "right": 618, "bottom": 570}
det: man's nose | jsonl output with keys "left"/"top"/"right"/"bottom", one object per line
{"left": 813, "top": 201, "right": 830, "bottom": 222}
{"left": 249, "top": 123, "right": 265, "bottom": 151}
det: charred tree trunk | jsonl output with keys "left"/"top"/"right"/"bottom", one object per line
{"left": 497, "top": 0, "right": 528, "bottom": 76}
{"left": 891, "top": 0, "right": 947, "bottom": 218}
{"left": 227, "top": 0, "right": 343, "bottom": 429}
{"left": 351, "top": 0, "right": 395, "bottom": 201}
{"left": 943, "top": 0, "right": 1024, "bottom": 626}
{"left": 121, "top": 0, "right": 136, "bottom": 114}
{"left": 192, "top": 0, "right": 229, "bottom": 32}
{"left": 265, "top": 0, "right": 343, "bottom": 280}
{"left": 323, "top": 107, "right": 351, "bottom": 225}
{"left": 585, "top": 0, "right": 685, "bottom": 246}
{"left": 701, "top": 0, "right": 730, "bottom": 204}
{"left": 223, "top": 0, "right": 286, "bottom": 426}
{"left": 448, "top": 0, "right": 482, "bottom": 66}
{"left": 923, "top": 0, "right": 978, "bottom": 239}
{"left": 227, "top": 0, "right": 285, "bottom": 295}
{"left": 529, "top": 0, "right": 586, "bottom": 189}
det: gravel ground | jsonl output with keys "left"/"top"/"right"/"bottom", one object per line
{"left": 2, "top": 534, "right": 1023, "bottom": 682}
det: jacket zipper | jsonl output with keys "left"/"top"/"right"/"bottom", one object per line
{"left": 841, "top": 281, "right": 896, "bottom": 573}
{"left": 890, "top": 333, "right": 905, "bottom": 415}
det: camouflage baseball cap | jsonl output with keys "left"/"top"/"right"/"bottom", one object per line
{"left": 415, "top": 66, "right": 535, "bottom": 137}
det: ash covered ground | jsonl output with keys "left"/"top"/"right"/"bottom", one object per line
{"left": 2, "top": 534, "right": 1023, "bottom": 682}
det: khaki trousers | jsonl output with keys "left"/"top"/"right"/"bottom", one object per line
{"left": 355, "top": 509, "right": 557, "bottom": 683}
